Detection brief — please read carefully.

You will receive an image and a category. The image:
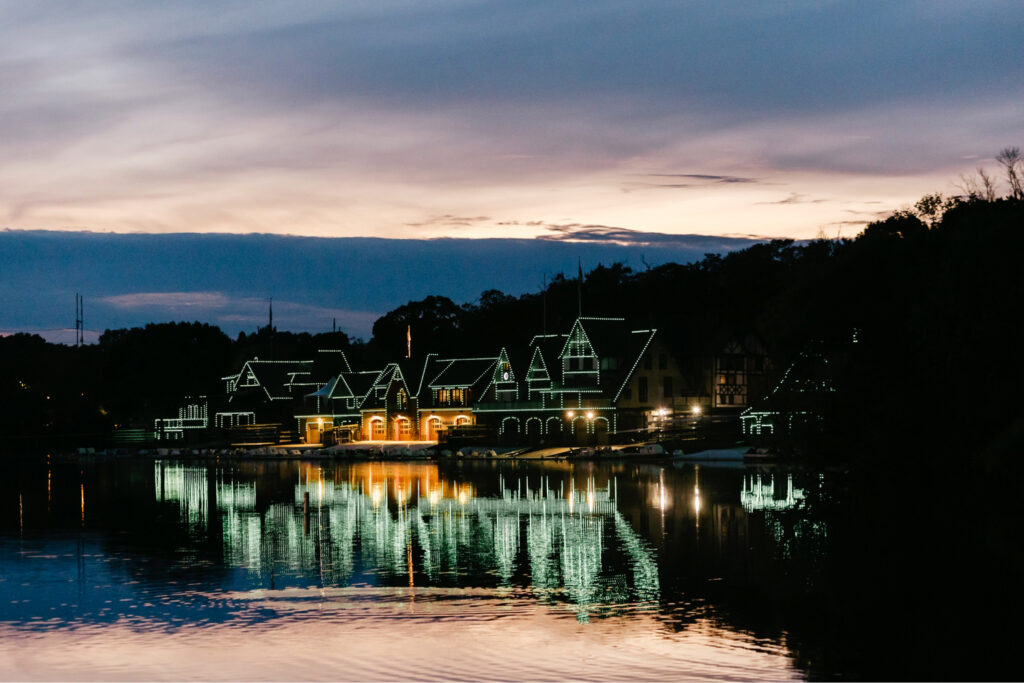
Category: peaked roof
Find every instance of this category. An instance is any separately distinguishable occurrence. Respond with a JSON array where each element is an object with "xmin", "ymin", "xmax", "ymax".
[
  {"xmin": 312, "ymin": 349, "xmax": 353, "ymax": 381},
  {"xmin": 559, "ymin": 317, "xmax": 631, "ymax": 360},
  {"xmin": 241, "ymin": 359, "xmax": 313, "ymax": 400},
  {"xmin": 340, "ymin": 371, "xmax": 377, "ymax": 401},
  {"xmin": 359, "ymin": 363, "xmax": 413, "ymax": 410},
  {"xmin": 528, "ymin": 334, "xmax": 568, "ymax": 371},
  {"xmin": 427, "ymin": 357, "xmax": 498, "ymax": 389},
  {"xmin": 611, "ymin": 329, "xmax": 658, "ymax": 401}
]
